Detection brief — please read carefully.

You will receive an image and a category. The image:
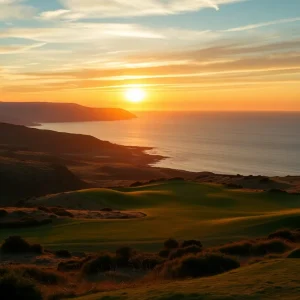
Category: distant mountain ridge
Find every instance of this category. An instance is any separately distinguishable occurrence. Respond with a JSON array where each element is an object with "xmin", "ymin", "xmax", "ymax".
[{"xmin": 0, "ymin": 102, "xmax": 136, "ymax": 125}]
